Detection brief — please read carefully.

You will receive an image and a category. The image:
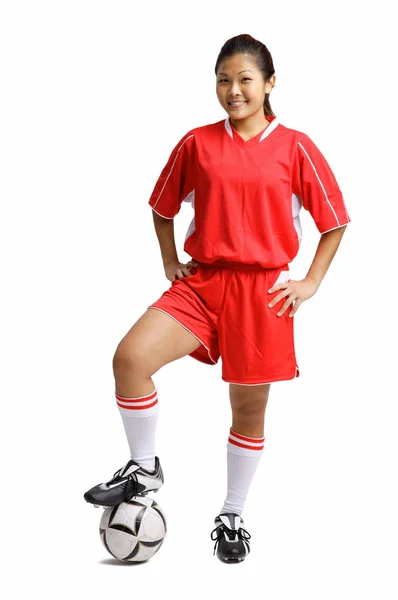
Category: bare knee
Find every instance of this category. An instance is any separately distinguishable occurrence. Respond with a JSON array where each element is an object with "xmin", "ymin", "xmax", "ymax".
[
  {"xmin": 230, "ymin": 384, "xmax": 271, "ymax": 418},
  {"xmin": 230, "ymin": 390, "xmax": 269, "ymax": 438},
  {"xmin": 113, "ymin": 340, "xmax": 150, "ymax": 379}
]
